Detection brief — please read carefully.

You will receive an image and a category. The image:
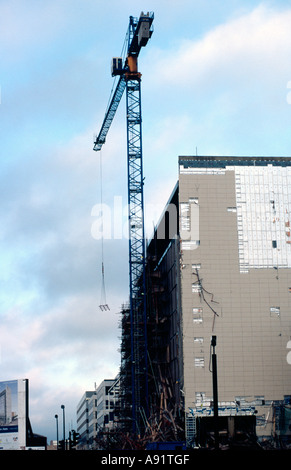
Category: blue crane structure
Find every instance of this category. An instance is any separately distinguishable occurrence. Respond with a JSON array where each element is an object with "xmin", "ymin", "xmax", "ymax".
[{"xmin": 93, "ymin": 12, "xmax": 154, "ymax": 435}]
